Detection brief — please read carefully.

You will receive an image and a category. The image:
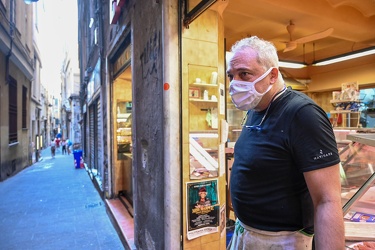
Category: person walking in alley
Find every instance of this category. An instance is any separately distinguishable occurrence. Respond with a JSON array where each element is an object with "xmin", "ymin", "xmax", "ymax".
[
  {"xmin": 55, "ymin": 137, "xmax": 61, "ymax": 153},
  {"xmin": 66, "ymin": 138, "xmax": 72, "ymax": 155},
  {"xmin": 61, "ymin": 139, "xmax": 67, "ymax": 155},
  {"xmin": 50, "ymin": 138, "xmax": 56, "ymax": 158}
]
